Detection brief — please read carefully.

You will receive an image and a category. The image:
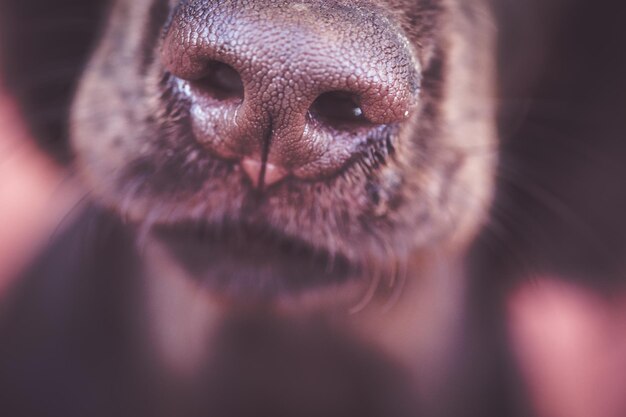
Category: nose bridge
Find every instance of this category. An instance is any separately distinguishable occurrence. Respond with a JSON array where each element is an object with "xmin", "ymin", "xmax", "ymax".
[{"xmin": 221, "ymin": 8, "xmax": 346, "ymax": 96}]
